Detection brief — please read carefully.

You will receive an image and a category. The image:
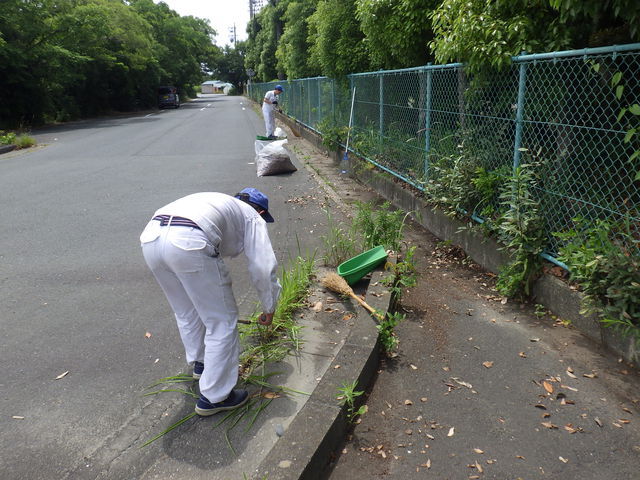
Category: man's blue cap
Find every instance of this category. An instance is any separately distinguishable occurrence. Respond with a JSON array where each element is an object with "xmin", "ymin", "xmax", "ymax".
[
  {"xmin": 236, "ymin": 188, "xmax": 274, "ymax": 222},
  {"xmin": 275, "ymin": 85, "xmax": 283, "ymax": 92}
]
